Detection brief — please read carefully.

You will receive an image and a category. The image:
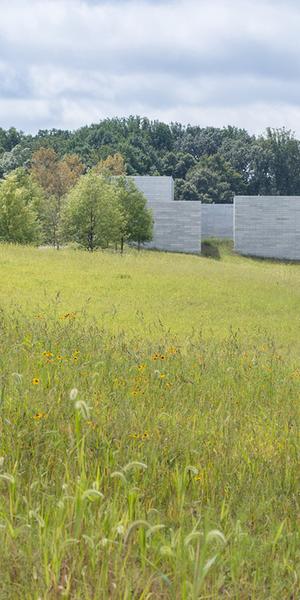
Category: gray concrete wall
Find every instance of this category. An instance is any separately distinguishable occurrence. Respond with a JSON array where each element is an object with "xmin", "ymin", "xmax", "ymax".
[
  {"xmin": 201, "ymin": 204, "xmax": 233, "ymax": 239},
  {"xmin": 234, "ymin": 195, "xmax": 300, "ymax": 260},
  {"xmin": 144, "ymin": 200, "xmax": 201, "ymax": 254},
  {"xmin": 128, "ymin": 176, "xmax": 174, "ymax": 203}
]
